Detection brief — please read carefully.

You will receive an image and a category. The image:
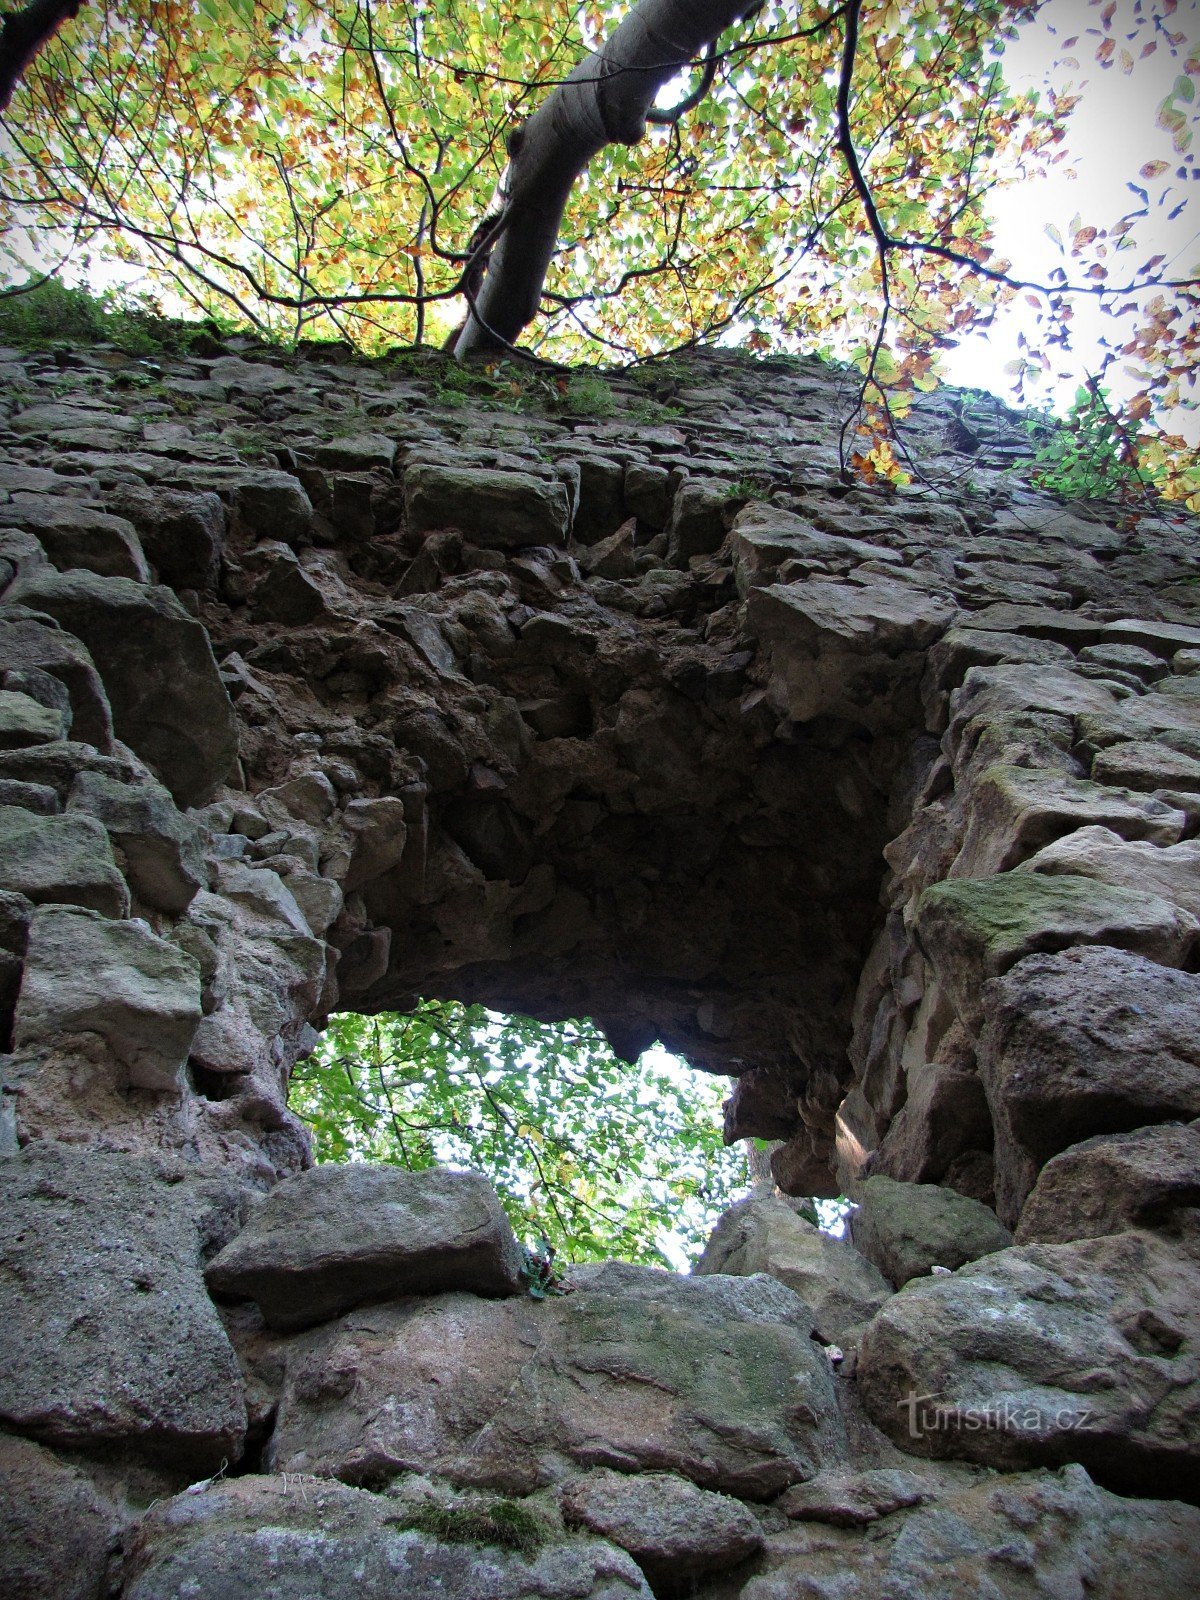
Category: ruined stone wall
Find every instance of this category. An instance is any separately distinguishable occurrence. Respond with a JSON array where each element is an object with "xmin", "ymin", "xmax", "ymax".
[{"xmin": 1, "ymin": 333, "xmax": 1198, "ymax": 1596}]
